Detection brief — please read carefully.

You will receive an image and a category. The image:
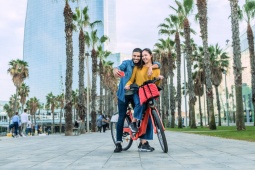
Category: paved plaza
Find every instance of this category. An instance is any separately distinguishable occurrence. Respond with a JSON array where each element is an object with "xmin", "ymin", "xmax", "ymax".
[{"xmin": 0, "ymin": 130, "xmax": 255, "ymax": 170}]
